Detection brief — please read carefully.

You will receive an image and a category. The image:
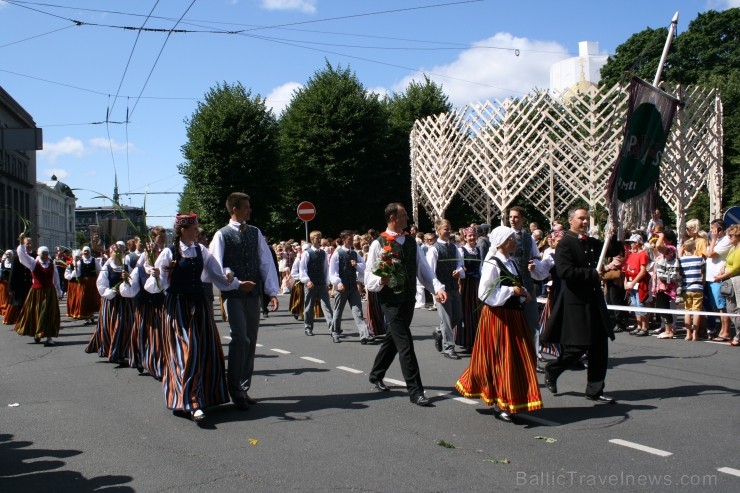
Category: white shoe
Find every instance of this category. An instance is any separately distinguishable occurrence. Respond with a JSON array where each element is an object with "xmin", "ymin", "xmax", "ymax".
[
  {"xmin": 191, "ymin": 409, "xmax": 205, "ymax": 422},
  {"xmin": 414, "ymin": 304, "xmax": 425, "ymax": 309}
]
